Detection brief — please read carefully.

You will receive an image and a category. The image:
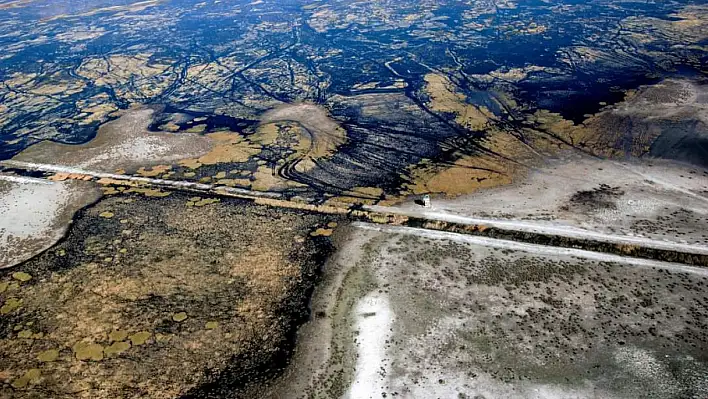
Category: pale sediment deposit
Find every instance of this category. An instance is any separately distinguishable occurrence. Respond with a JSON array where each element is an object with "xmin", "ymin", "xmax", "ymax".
[
  {"xmin": 346, "ymin": 292, "xmax": 394, "ymax": 399},
  {"xmin": 13, "ymin": 108, "xmax": 213, "ymax": 172},
  {"xmin": 270, "ymin": 223, "xmax": 708, "ymax": 398},
  {"xmin": 399, "ymin": 154, "xmax": 708, "ymax": 248},
  {"xmin": 0, "ymin": 175, "xmax": 100, "ymax": 269},
  {"xmin": 259, "ymin": 102, "xmax": 347, "ymax": 162}
]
